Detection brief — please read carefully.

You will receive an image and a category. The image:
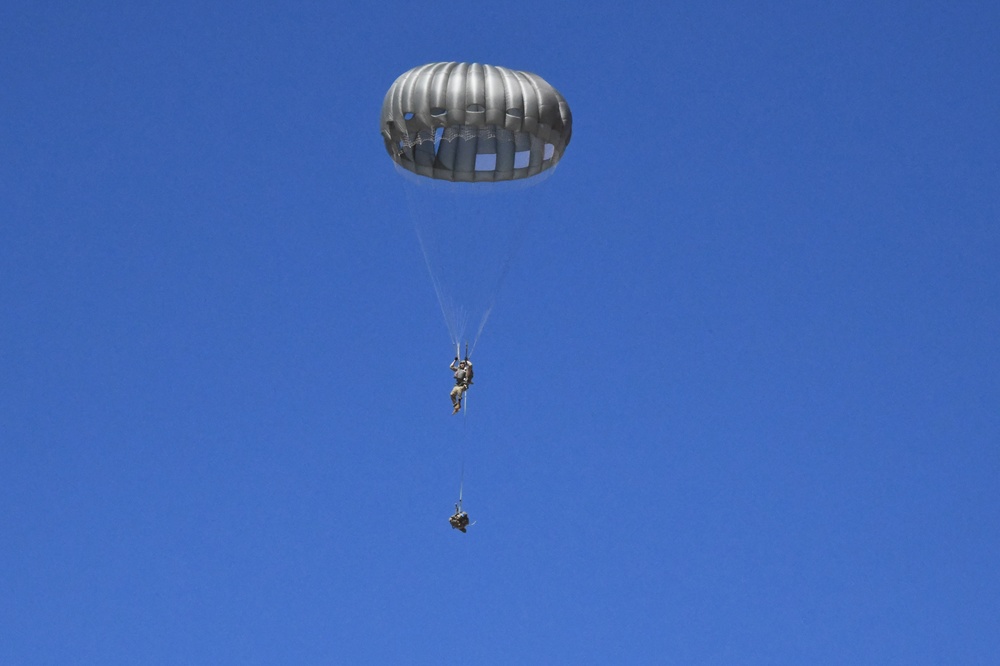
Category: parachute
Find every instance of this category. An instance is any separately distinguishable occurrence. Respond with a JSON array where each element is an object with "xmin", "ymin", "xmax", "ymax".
[{"xmin": 380, "ymin": 62, "xmax": 572, "ymax": 182}]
